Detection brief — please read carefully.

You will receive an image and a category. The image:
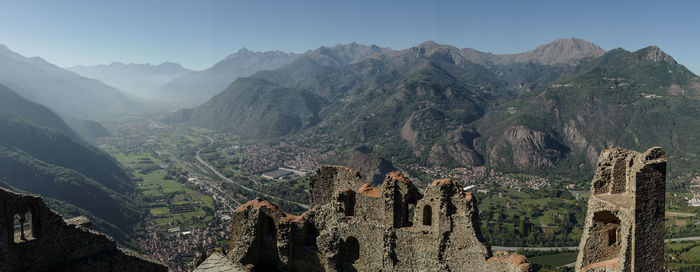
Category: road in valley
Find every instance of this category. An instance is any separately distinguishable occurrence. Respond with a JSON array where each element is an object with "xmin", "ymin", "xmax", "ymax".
[
  {"xmin": 492, "ymin": 236, "xmax": 700, "ymax": 252},
  {"xmin": 151, "ymin": 121, "xmax": 309, "ymax": 210}
]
